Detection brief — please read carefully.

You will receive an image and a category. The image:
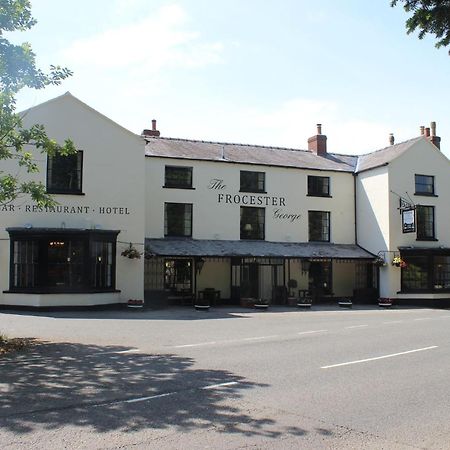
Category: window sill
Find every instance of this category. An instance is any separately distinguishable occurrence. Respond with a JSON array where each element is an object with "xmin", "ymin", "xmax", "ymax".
[
  {"xmin": 163, "ymin": 186, "xmax": 195, "ymax": 190},
  {"xmin": 4, "ymin": 289, "xmax": 120, "ymax": 294},
  {"xmin": 239, "ymin": 190, "xmax": 267, "ymax": 194},
  {"xmin": 397, "ymin": 289, "xmax": 450, "ymax": 294},
  {"xmin": 240, "ymin": 237, "xmax": 265, "ymax": 241},
  {"xmin": 414, "ymin": 192, "xmax": 438, "ymax": 197},
  {"xmin": 46, "ymin": 191, "xmax": 85, "ymax": 196},
  {"xmin": 416, "ymin": 238, "xmax": 438, "ymax": 241},
  {"xmin": 164, "ymin": 235, "xmax": 193, "ymax": 238},
  {"xmin": 306, "ymin": 194, "xmax": 332, "ymax": 198}
]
